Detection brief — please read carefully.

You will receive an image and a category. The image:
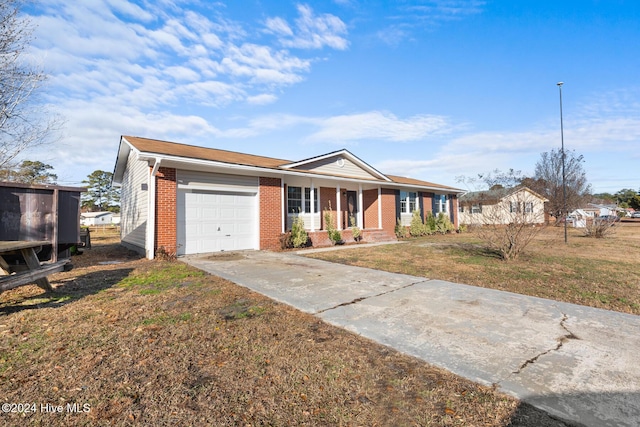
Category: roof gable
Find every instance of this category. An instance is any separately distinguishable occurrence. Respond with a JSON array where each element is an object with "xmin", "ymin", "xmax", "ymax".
[{"xmin": 280, "ymin": 149, "xmax": 391, "ymax": 181}]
